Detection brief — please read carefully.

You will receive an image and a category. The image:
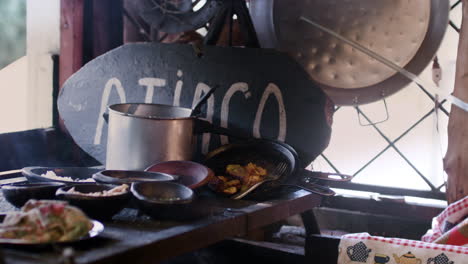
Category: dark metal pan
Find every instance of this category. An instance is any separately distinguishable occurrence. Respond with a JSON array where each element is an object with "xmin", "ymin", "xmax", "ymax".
[{"xmin": 204, "ymin": 139, "xmax": 353, "ymax": 199}]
